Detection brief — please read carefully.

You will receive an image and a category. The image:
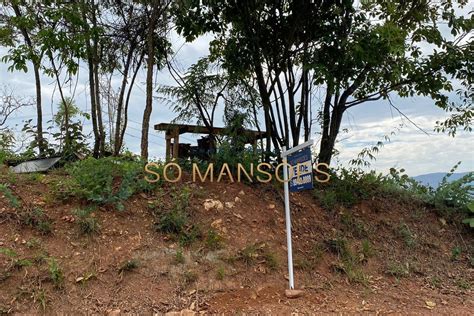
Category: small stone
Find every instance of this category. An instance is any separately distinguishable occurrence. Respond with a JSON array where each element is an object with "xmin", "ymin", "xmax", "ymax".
[
  {"xmin": 211, "ymin": 219, "xmax": 223, "ymax": 228},
  {"xmin": 235, "ymin": 197, "xmax": 241, "ymax": 203},
  {"xmin": 107, "ymin": 309, "xmax": 121, "ymax": 316},
  {"xmin": 268, "ymin": 204, "xmax": 276, "ymax": 209},
  {"xmin": 238, "ymin": 190, "xmax": 245, "ymax": 196},
  {"xmin": 425, "ymin": 301, "xmax": 436, "ymax": 309},
  {"xmin": 225, "ymin": 202, "xmax": 235, "ymax": 209},
  {"xmin": 285, "ymin": 289, "xmax": 304, "ymax": 299},
  {"xmin": 75, "ymin": 277, "xmax": 84, "ymax": 283}
]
